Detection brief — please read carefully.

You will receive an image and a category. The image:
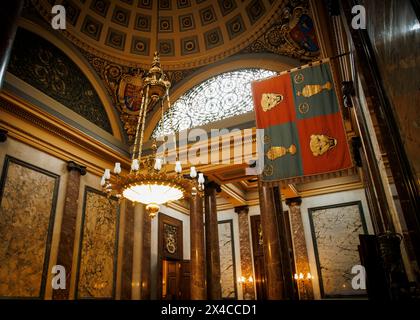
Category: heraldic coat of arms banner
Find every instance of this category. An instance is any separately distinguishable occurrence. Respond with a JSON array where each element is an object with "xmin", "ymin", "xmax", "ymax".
[{"xmin": 251, "ymin": 62, "xmax": 352, "ymax": 182}]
